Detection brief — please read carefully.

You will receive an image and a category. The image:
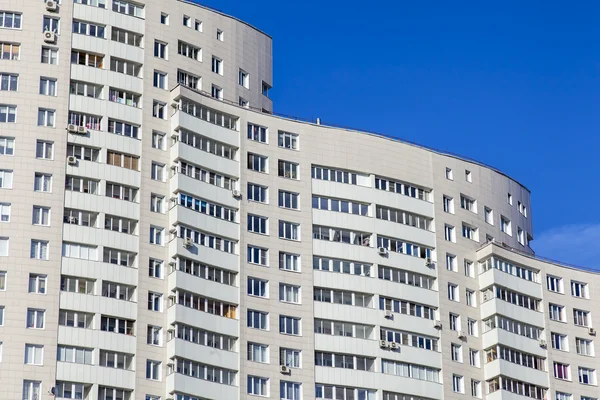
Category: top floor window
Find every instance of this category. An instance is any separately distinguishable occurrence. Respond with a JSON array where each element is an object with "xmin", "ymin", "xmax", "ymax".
[
  {"xmin": 375, "ymin": 177, "xmax": 430, "ymax": 201},
  {"xmin": 248, "ymin": 123, "xmax": 267, "ymax": 143},
  {"xmin": 216, "ymin": 29, "xmax": 224, "ymax": 41},
  {"xmin": 278, "ymin": 131, "xmax": 299, "ymax": 150},
  {"xmin": 312, "ymin": 166, "xmax": 369, "ymax": 186}
]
